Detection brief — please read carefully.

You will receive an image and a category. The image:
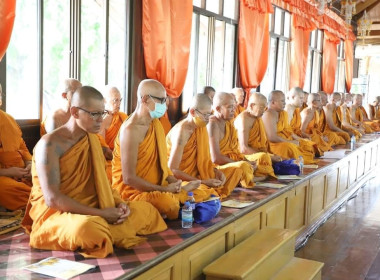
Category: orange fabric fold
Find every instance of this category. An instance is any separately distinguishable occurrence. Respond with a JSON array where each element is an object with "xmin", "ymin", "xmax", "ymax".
[
  {"xmin": 142, "ymin": 0, "xmax": 193, "ymax": 98},
  {"xmin": 0, "ymin": 0, "xmax": 16, "ymax": 61},
  {"xmin": 303, "ymin": 110, "xmax": 332, "ymax": 152},
  {"xmin": 159, "ymin": 112, "xmax": 172, "ymax": 135},
  {"xmin": 345, "ymin": 39, "xmax": 354, "ymax": 92},
  {"xmin": 239, "ymin": 0, "xmax": 272, "ymax": 106},
  {"xmin": 322, "ymin": 31, "xmax": 340, "ymax": 94},
  {"xmin": 318, "ymin": 109, "xmax": 347, "ymax": 145},
  {"xmin": 356, "ymin": 107, "xmax": 380, "ymax": 132},
  {"xmin": 106, "ymin": 112, "xmax": 127, "ymax": 150},
  {"xmin": 247, "ymin": 117, "xmax": 271, "ymax": 152},
  {"xmin": 234, "ymin": 105, "xmax": 245, "ymax": 118},
  {"xmin": 22, "ymin": 134, "xmax": 167, "ymax": 258},
  {"xmin": 0, "ymin": 110, "xmax": 32, "ymax": 210}
]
